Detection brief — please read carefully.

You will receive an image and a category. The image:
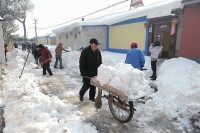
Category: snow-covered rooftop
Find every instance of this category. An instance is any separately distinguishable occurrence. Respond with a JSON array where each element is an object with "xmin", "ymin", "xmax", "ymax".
[{"xmin": 53, "ymin": 0, "xmax": 182, "ymax": 34}]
